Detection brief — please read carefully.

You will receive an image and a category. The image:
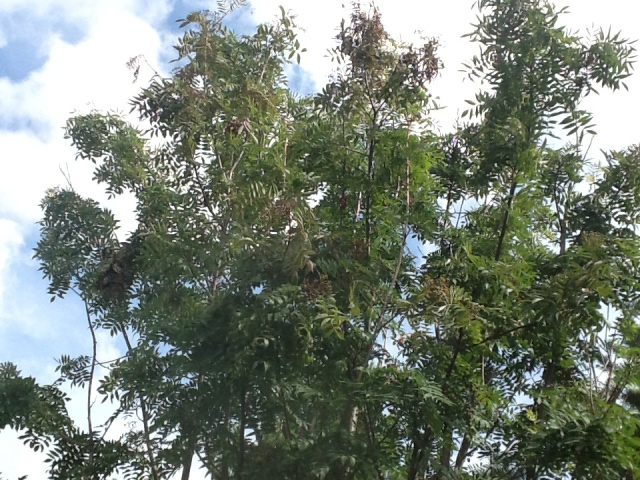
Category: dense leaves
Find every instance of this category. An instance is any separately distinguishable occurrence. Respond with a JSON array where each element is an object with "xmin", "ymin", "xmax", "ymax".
[{"xmin": 3, "ymin": 0, "xmax": 640, "ymax": 479}]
